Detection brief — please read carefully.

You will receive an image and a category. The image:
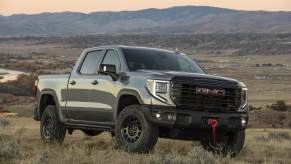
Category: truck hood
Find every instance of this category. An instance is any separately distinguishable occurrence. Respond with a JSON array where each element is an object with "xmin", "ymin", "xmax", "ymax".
[{"xmin": 135, "ymin": 70, "xmax": 246, "ymax": 88}]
